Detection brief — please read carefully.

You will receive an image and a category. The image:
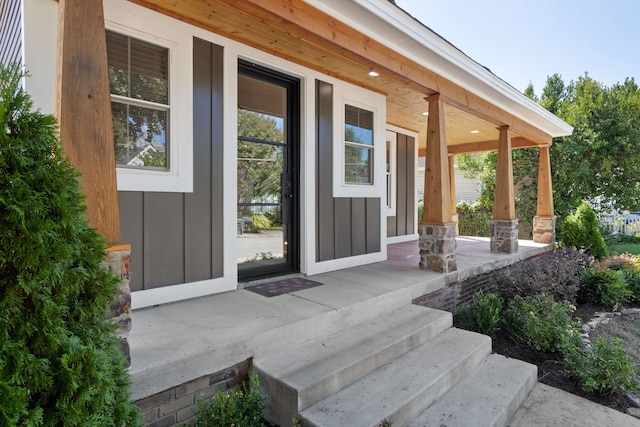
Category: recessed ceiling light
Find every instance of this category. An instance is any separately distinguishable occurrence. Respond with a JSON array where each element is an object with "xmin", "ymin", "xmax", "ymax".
[
  {"xmin": 470, "ymin": 130, "xmax": 480, "ymax": 134},
  {"xmin": 422, "ymin": 112, "xmax": 429, "ymax": 116},
  {"xmin": 368, "ymin": 70, "xmax": 379, "ymax": 77}
]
